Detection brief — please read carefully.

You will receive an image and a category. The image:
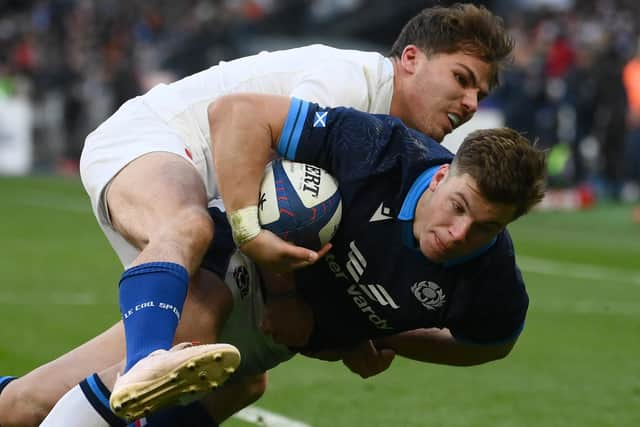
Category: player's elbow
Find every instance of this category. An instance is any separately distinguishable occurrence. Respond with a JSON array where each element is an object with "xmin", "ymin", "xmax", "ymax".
[
  {"xmin": 473, "ymin": 339, "xmax": 517, "ymax": 365},
  {"xmin": 207, "ymin": 94, "xmax": 254, "ymax": 135}
]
